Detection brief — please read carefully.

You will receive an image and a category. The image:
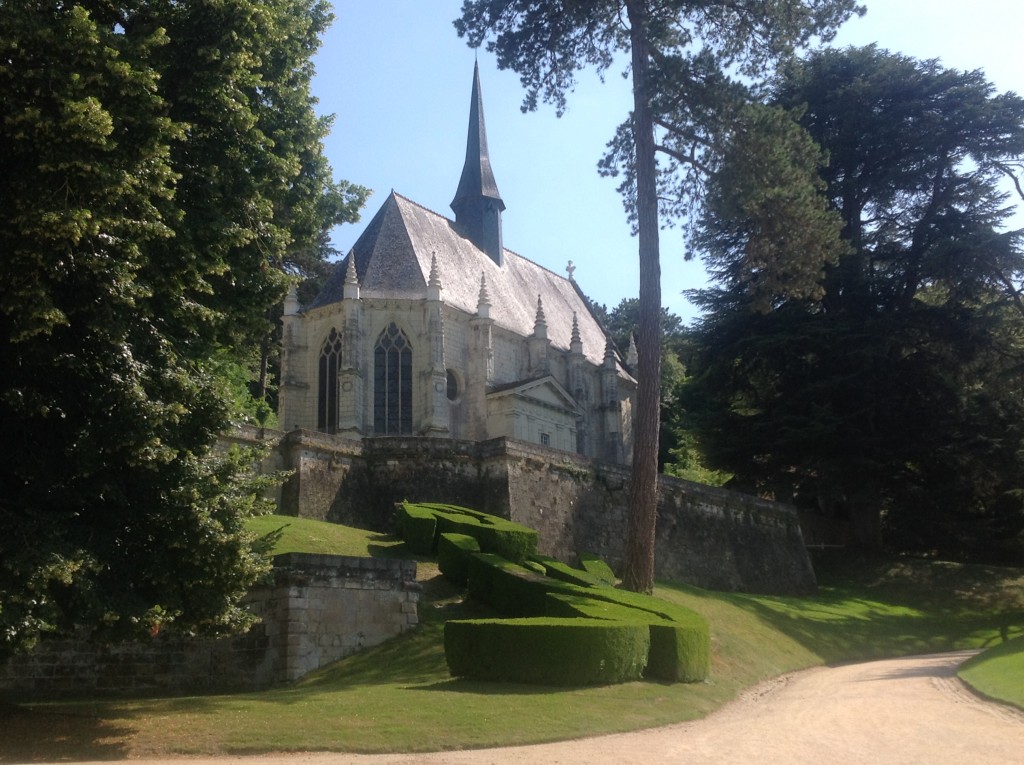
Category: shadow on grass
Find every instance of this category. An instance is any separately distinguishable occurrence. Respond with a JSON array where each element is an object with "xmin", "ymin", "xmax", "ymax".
[
  {"xmin": 659, "ymin": 563, "xmax": 1024, "ymax": 665},
  {"xmin": 0, "ymin": 702, "xmax": 133, "ymax": 762},
  {"xmin": 410, "ymin": 677, "xmax": 587, "ymax": 695}
]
